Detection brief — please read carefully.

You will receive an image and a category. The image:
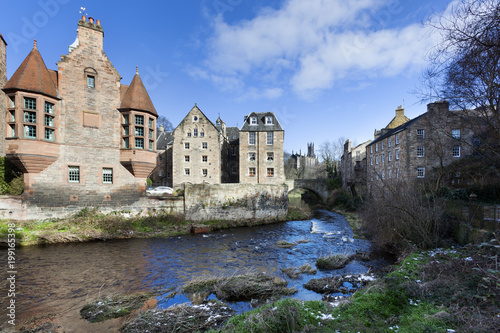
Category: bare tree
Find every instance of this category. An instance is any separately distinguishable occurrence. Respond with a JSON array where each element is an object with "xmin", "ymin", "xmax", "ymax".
[
  {"xmin": 422, "ymin": 0, "xmax": 500, "ymax": 163},
  {"xmin": 320, "ymin": 137, "xmax": 346, "ymax": 177},
  {"xmin": 157, "ymin": 116, "xmax": 174, "ymax": 132}
]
